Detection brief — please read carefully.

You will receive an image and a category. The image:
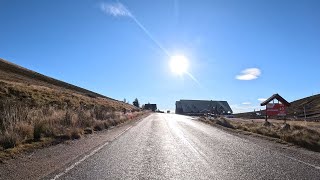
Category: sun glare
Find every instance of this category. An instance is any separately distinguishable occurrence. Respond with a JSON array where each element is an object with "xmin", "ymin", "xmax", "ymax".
[{"xmin": 169, "ymin": 55, "xmax": 189, "ymax": 75}]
